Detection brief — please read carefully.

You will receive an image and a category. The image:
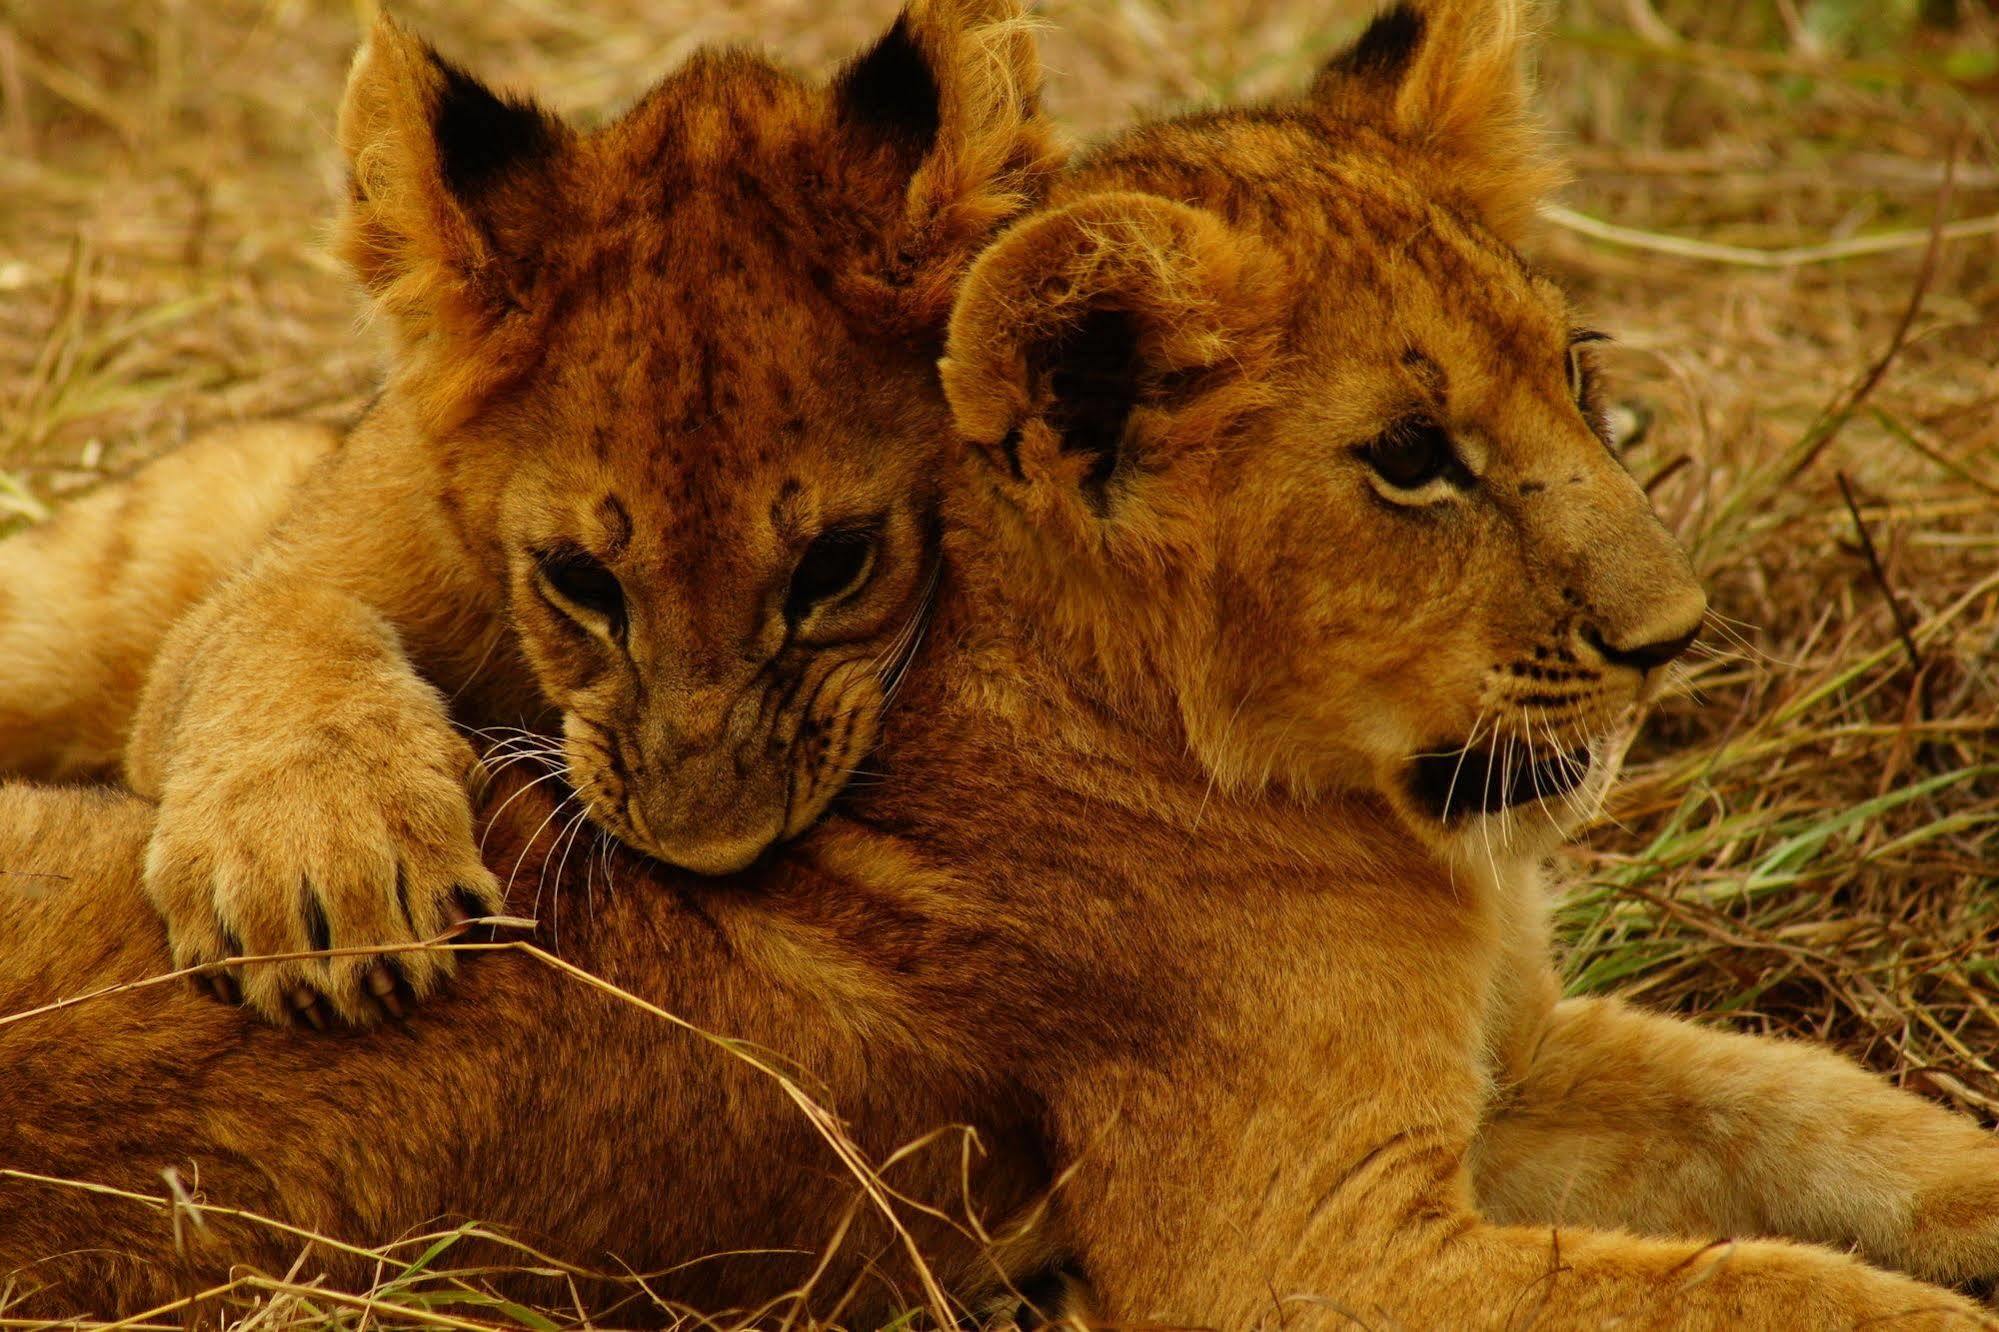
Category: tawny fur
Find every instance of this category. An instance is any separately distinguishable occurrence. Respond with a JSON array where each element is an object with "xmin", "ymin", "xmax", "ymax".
[
  {"xmin": 0, "ymin": 422, "xmax": 335, "ymax": 781},
  {"xmin": 2, "ymin": 0, "xmax": 1998, "ymax": 1325},
  {"xmin": 0, "ymin": 781, "xmax": 1065, "ymax": 1320},
  {"xmin": 105, "ymin": 0, "xmax": 1061, "ymax": 1027}
]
